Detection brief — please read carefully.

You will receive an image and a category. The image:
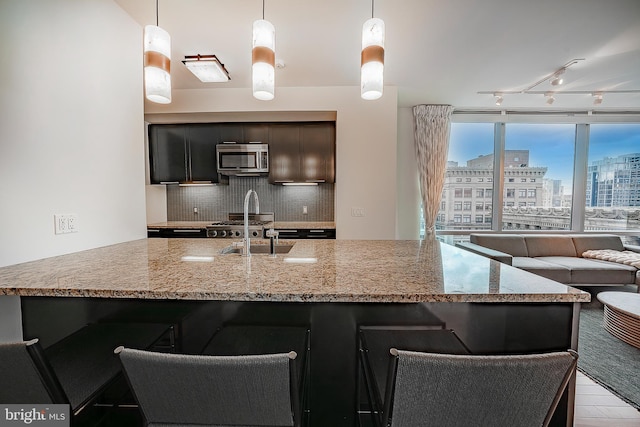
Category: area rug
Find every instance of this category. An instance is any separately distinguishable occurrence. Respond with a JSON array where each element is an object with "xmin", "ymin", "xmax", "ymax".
[{"xmin": 577, "ymin": 287, "xmax": 640, "ymax": 410}]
